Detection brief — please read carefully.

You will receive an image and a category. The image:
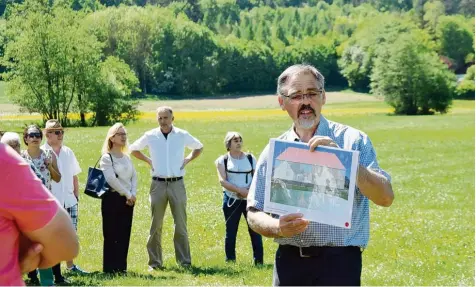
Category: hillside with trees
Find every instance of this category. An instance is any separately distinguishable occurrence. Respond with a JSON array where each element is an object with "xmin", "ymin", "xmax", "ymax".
[{"xmin": 0, "ymin": 0, "xmax": 474, "ymax": 125}]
